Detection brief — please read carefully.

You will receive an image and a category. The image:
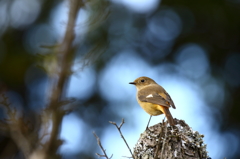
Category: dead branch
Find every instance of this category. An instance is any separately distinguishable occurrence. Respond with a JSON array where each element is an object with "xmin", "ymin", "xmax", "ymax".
[
  {"xmin": 153, "ymin": 120, "xmax": 164, "ymax": 159},
  {"xmin": 93, "ymin": 132, "xmax": 113, "ymax": 159},
  {"xmin": 160, "ymin": 121, "xmax": 168, "ymax": 159},
  {"xmin": 45, "ymin": 0, "xmax": 83, "ymax": 157},
  {"xmin": 134, "ymin": 119, "xmax": 209, "ymax": 159},
  {"xmin": 0, "ymin": 94, "xmax": 31, "ymax": 158},
  {"xmin": 109, "ymin": 119, "xmax": 135, "ymax": 159}
]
